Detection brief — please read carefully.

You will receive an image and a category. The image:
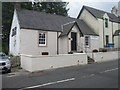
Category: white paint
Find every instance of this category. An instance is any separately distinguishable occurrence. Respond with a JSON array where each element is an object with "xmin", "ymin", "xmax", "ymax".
[
  {"xmin": 21, "ymin": 53, "xmax": 87, "ymax": 72},
  {"xmin": 59, "ymin": 25, "xmax": 82, "ymax": 54},
  {"xmin": 93, "ymin": 51, "xmax": 119, "ymax": 62},
  {"xmin": 20, "ymin": 78, "xmax": 75, "ymax": 89},
  {"xmin": 114, "ymin": 36, "xmax": 120, "ymax": 48},
  {"xmin": 79, "ymin": 8, "xmax": 119, "ymax": 48},
  {"xmin": 9, "ymin": 9, "xmax": 21, "ymax": 56},
  {"xmin": 100, "ymin": 68, "xmax": 118, "ymax": 73},
  {"xmin": 80, "ymin": 35, "xmax": 99, "ymax": 53},
  {"xmin": 89, "ymin": 74, "xmax": 95, "ymax": 77},
  {"xmin": 7, "ymin": 75, "xmax": 16, "ymax": 78},
  {"xmin": 20, "ymin": 29, "xmax": 58, "ymax": 56}
]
